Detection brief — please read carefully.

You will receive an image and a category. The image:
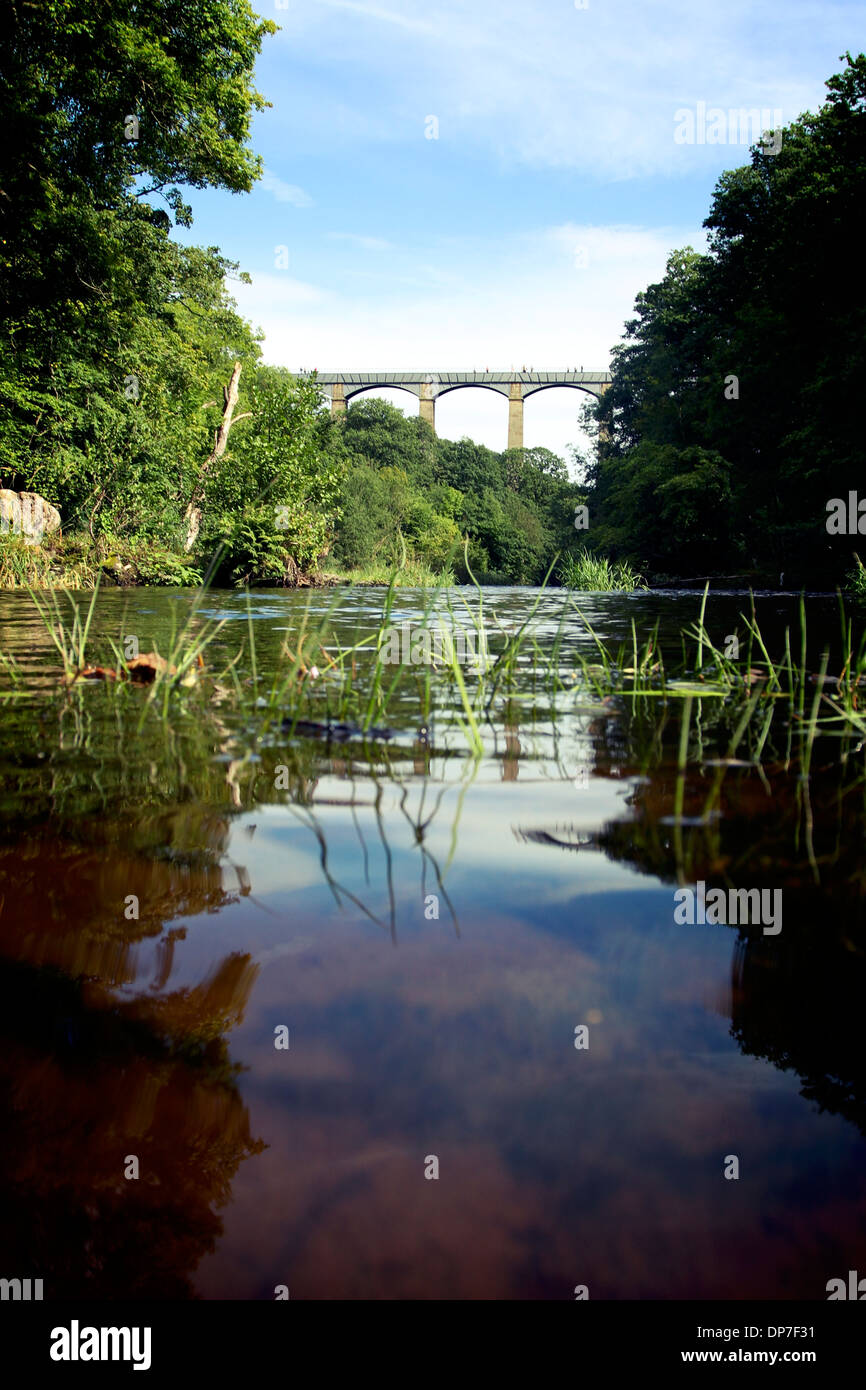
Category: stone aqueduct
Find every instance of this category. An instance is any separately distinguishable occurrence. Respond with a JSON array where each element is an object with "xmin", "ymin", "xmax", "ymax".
[{"xmin": 310, "ymin": 371, "xmax": 611, "ymax": 452}]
